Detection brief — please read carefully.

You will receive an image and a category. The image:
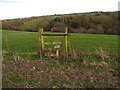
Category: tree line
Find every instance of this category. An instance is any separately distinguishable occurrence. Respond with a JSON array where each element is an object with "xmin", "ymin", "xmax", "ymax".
[{"xmin": 2, "ymin": 11, "xmax": 119, "ymax": 35}]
